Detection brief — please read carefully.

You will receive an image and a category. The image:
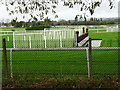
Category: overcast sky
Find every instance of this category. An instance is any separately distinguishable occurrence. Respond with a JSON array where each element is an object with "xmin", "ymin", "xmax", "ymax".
[{"xmin": 0, "ymin": 0, "xmax": 119, "ymax": 22}]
